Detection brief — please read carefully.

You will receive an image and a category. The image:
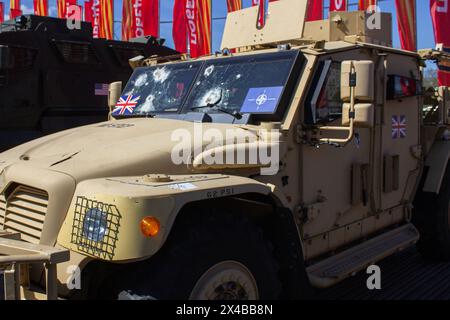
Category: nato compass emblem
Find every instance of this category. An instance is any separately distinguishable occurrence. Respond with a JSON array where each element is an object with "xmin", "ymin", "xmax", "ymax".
[
  {"xmin": 112, "ymin": 95, "xmax": 140, "ymax": 116},
  {"xmin": 241, "ymin": 87, "xmax": 283, "ymax": 113}
]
